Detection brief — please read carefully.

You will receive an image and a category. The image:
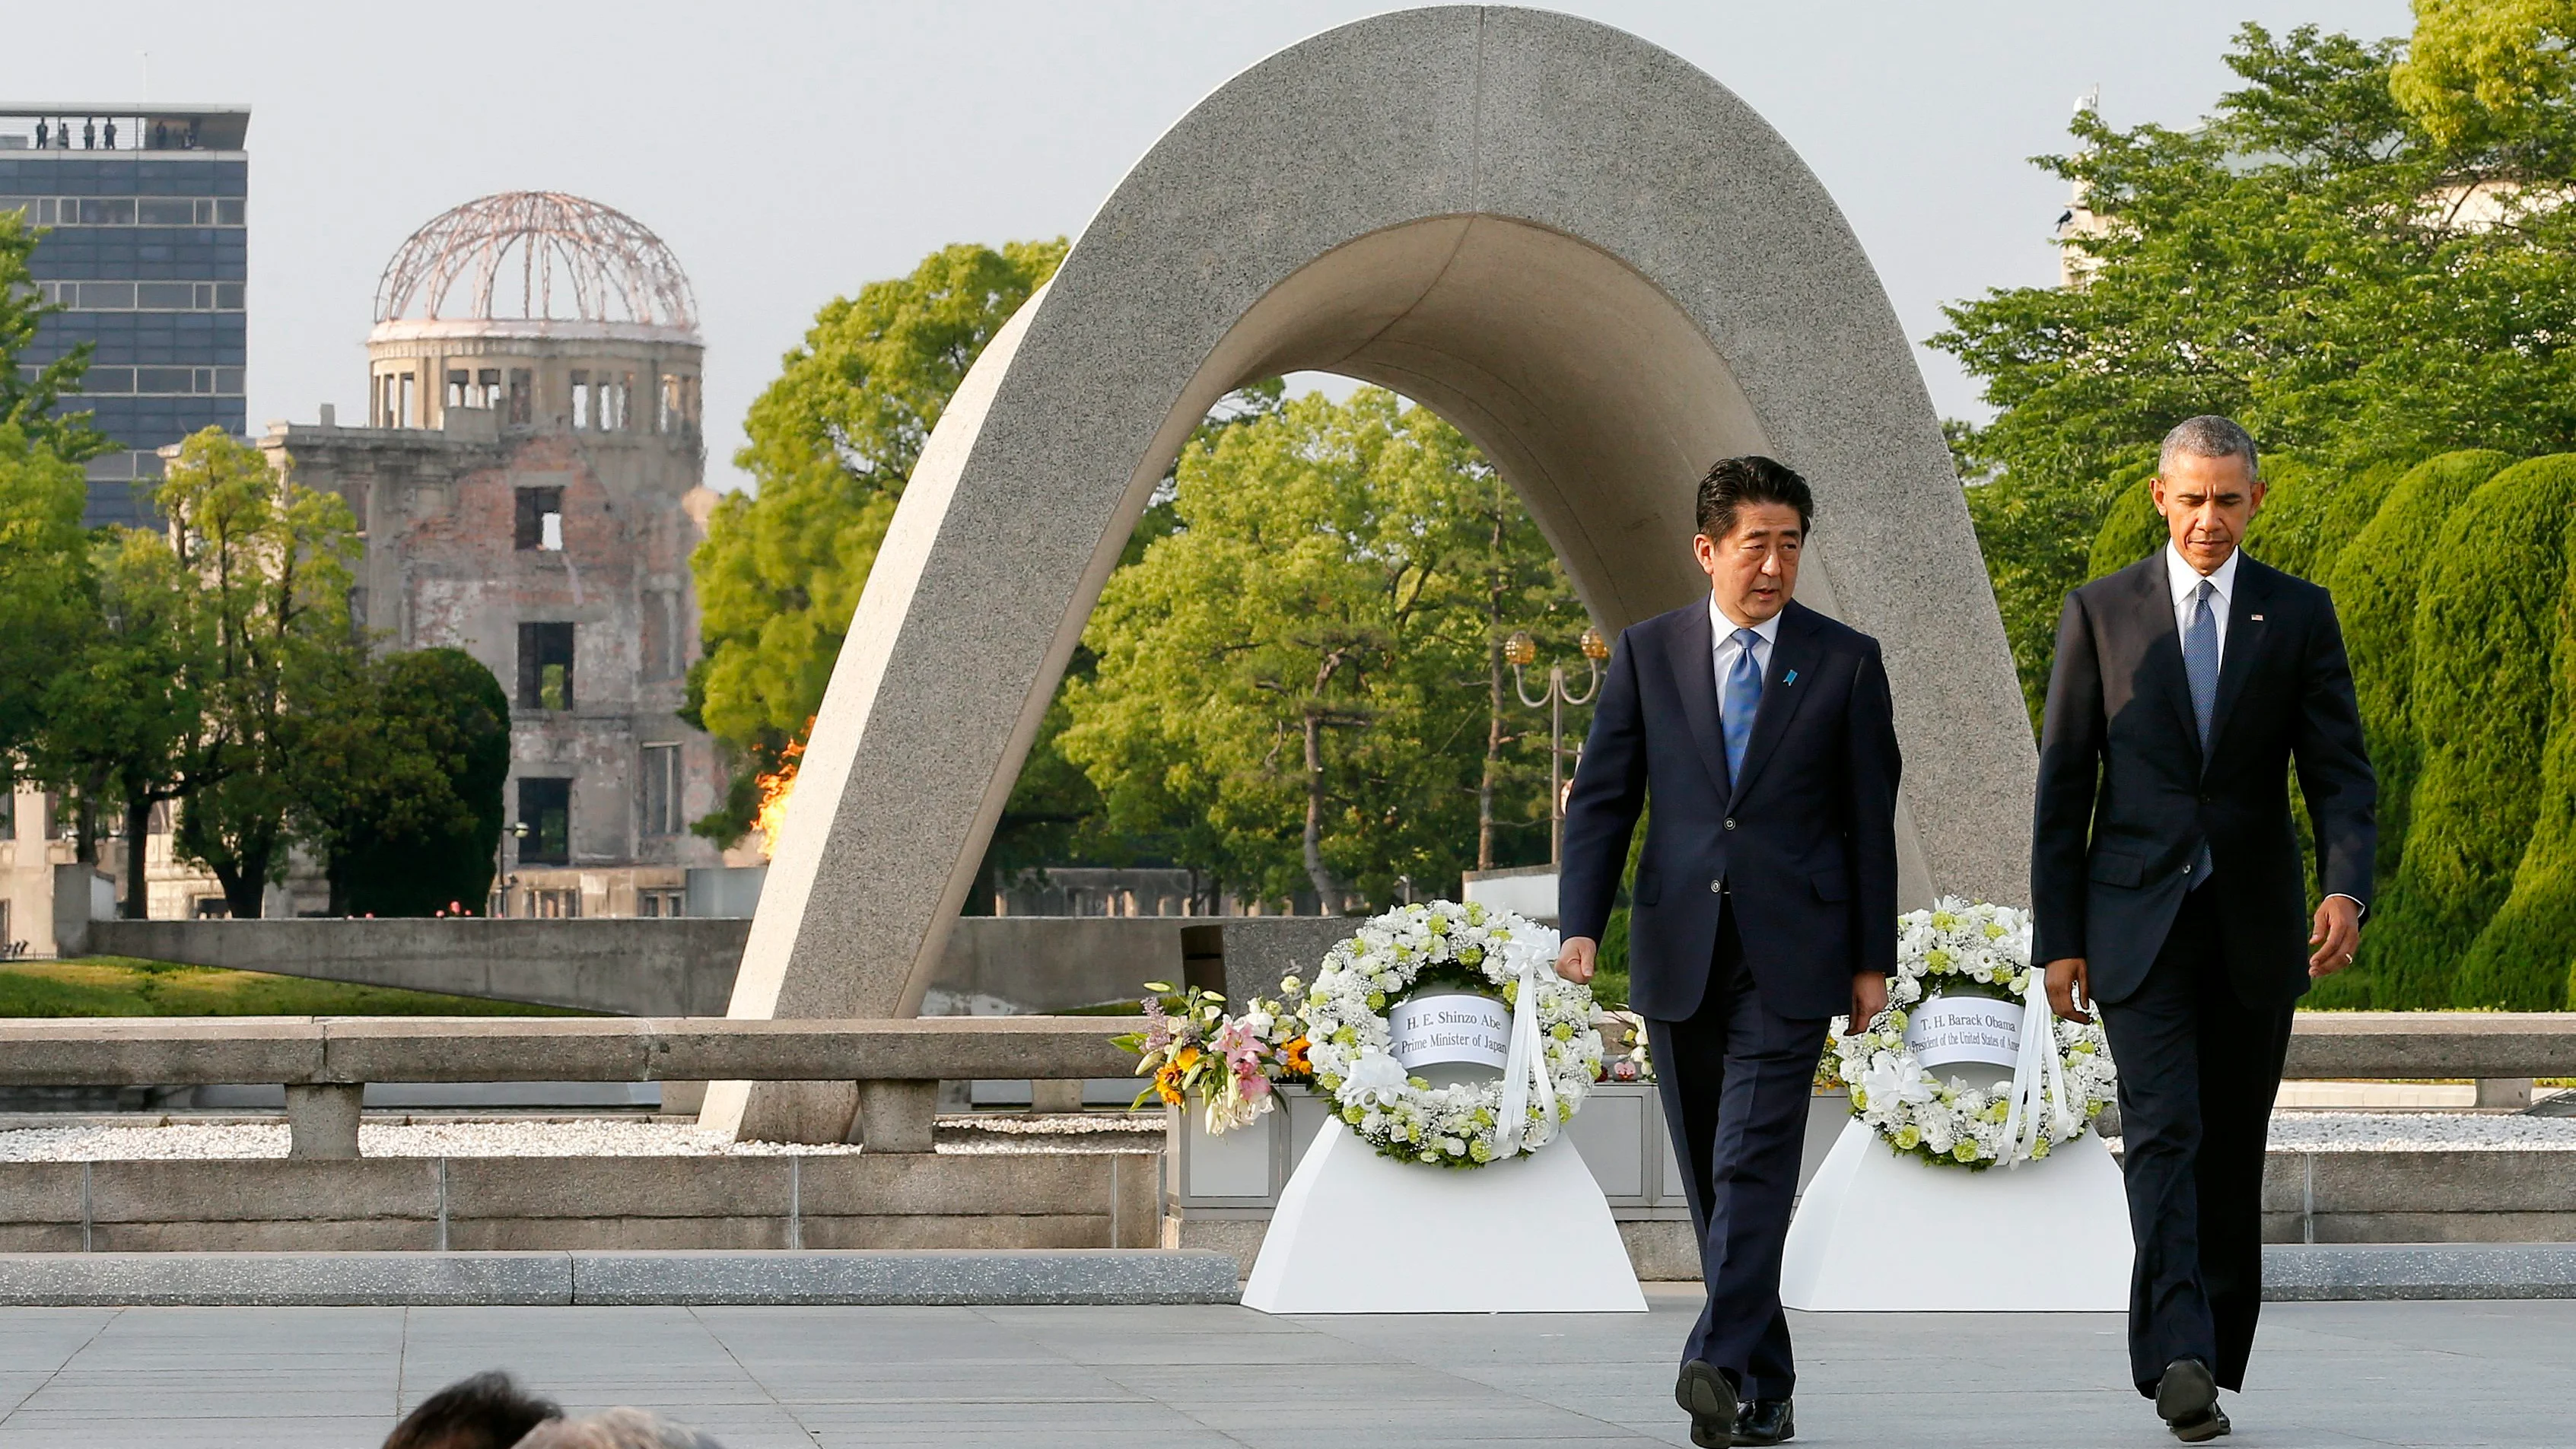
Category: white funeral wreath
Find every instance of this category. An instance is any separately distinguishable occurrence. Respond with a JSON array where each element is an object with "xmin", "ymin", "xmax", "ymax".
[
  {"xmin": 1832, "ymin": 898, "xmax": 2119, "ymax": 1170},
  {"xmin": 1300, "ymin": 901, "xmax": 1604, "ymax": 1168}
]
